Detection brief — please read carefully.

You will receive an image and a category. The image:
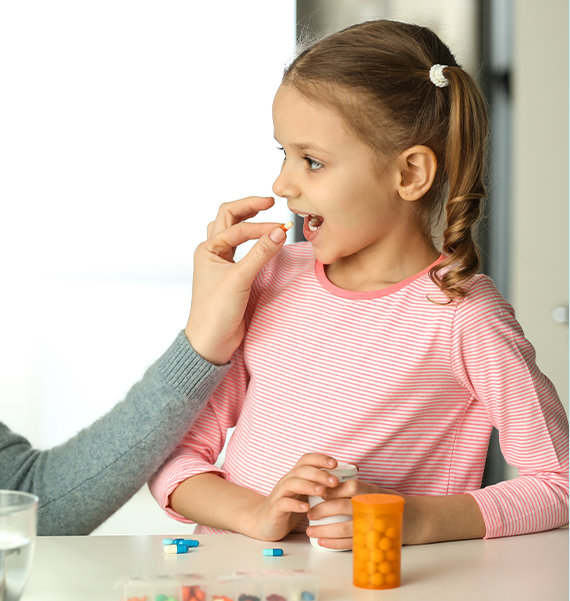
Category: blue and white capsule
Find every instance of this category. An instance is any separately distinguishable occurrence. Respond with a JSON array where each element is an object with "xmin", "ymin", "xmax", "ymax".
[
  {"xmin": 164, "ymin": 544, "xmax": 189, "ymax": 554},
  {"xmin": 178, "ymin": 539, "xmax": 199, "ymax": 547},
  {"xmin": 262, "ymin": 548, "xmax": 284, "ymax": 556}
]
